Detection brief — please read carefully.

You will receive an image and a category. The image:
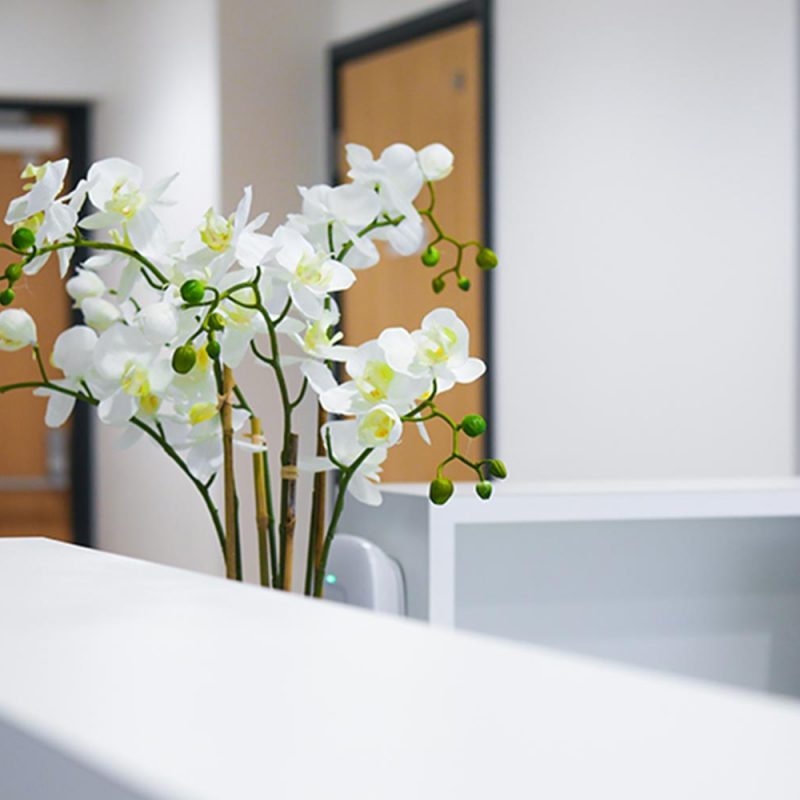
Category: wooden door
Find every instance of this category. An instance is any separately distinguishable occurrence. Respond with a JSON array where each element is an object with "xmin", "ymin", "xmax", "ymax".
[
  {"xmin": 0, "ymin": 112, "xmax": 73, "ymax": 541},
  {"xmin": 337, "ymin": 20, "xmax": 486, "ymax": 482}
]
